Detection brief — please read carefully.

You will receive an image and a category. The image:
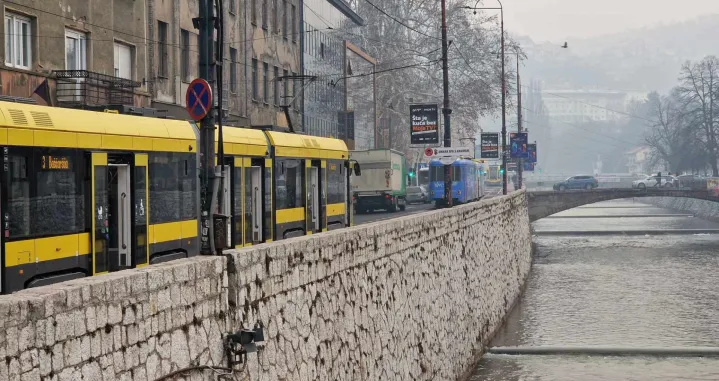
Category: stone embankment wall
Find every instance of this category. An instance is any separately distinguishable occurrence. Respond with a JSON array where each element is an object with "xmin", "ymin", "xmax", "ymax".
[
  {"xmin": 0, "ymin": 191, "xmax": 532, "ymax": 381},
  {"xmin": 643, "ymin": 197, "xmax": 719, "ymax": 222}
]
